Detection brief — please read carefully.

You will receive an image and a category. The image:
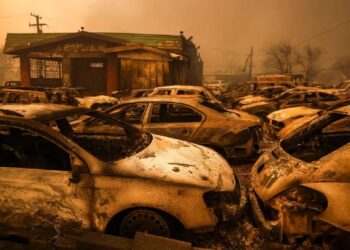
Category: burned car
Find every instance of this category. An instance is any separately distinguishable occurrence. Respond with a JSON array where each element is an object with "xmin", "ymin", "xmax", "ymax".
[
  {"xmin": 229, "ymin": 81, "xmax": 295, "ymax": 101},
  {"xmin": 267, "ymin": 106, "xmax": 320, "ymax": 137},
  {"xmin": 0, "ymin": 88, "xmax": 49, "ymax": 104},
  {"xmin": 0, "ymin": 87, "xmax": 118, "ymax": 110},
  {"xmin": 95, "ymin": 97, "xmax": 261, "ymax": 159},
  {"xmin": 0, "ymin": 104, "xmax": 243, "ymax": 239},
  {"xmin": 239, "ymin": 87, "xmax": 348, "ymax": 119},
  {"xmin": 232, "ymin": 86, "xmax": 289, "ymax": 108},
  {"xmin": 268, "ymin": 99, "xmax": 350, "ymax": 139},
  {"xmin": 148, "ymin": 85, "xmax": 221, "ymax": 105},
  {"xmin": 250, "ymin": 105, "xmax": 350, "ymax": 243},
  {"xmin": 50, "ymin": 87, "xmax": 119, "ymax": 110}
]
